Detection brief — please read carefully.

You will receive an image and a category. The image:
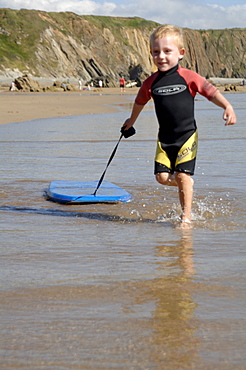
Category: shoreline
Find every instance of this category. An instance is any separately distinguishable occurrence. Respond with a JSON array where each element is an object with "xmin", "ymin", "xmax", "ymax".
[
  {"xmin": 0, "ymin": 75, "xmax": 244, "ymax": 86},
  {"xmin": 1, "ymin": 83, "xmax": 245, "ymax": 126}
]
